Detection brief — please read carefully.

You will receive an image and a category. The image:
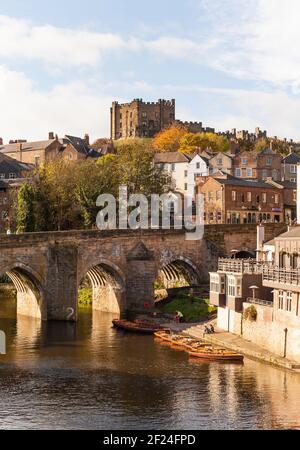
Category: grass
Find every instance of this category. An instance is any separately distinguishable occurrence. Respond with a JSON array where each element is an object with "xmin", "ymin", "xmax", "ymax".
[
  {"xmin": 159, "ymin": 293, "xmax": 216, "ymax": 323},
  {"xmin": 78, "ymin": 288, "xmax": 93, "ymax": 307}
]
